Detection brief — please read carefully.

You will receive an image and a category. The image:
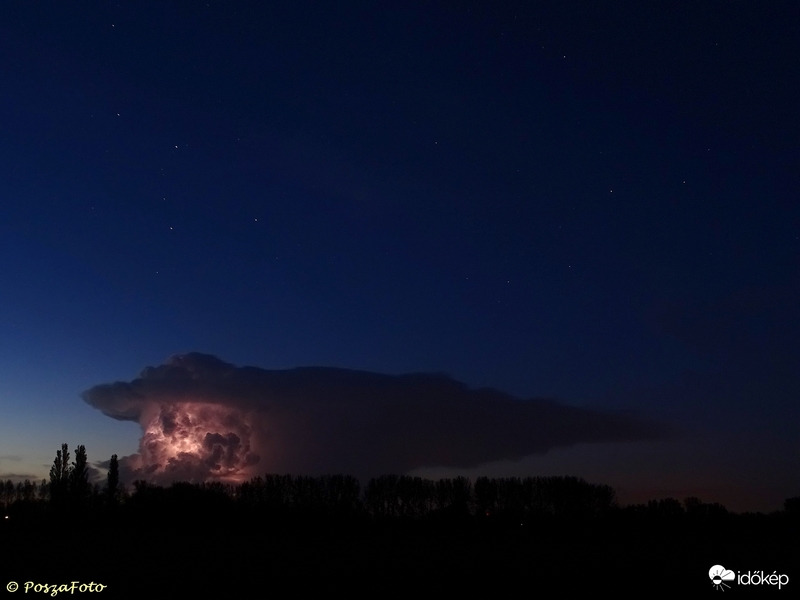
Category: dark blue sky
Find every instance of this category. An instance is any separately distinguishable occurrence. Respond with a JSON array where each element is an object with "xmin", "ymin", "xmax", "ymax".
[{"xmin": 0, "ymin": 1, "xmax": 797, "ymax": 511}]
